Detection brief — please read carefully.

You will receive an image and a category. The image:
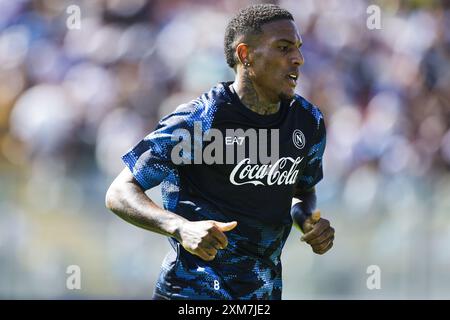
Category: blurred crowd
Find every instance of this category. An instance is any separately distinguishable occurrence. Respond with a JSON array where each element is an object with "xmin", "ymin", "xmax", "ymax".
[{"xmin": 0, "ymin": 0, "xmax": 449, "ymax": 299}]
